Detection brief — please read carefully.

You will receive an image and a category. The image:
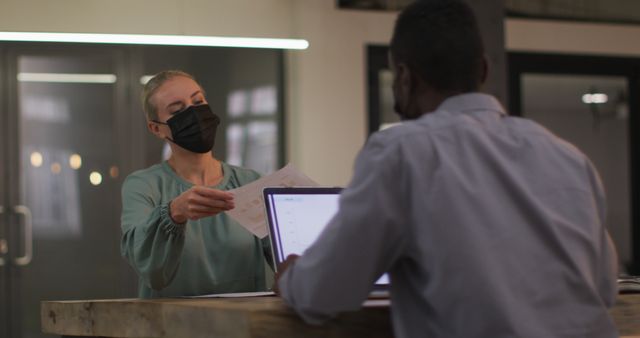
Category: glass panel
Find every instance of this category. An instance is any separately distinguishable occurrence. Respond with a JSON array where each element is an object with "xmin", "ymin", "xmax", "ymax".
[
  {"xmin": 226, "ymin": 123, "xmax": 246, "ymax": 167},
  {"xmin": 521, "ymin": 74, "xmax": 630, "ymax": 269},
  {"xmin": 378, "ymin": 69, "xmax": 401, "ymax": 130},
  {"xmin": 14, "ymin": 52, "xmax": 134, "ymax": 338},
  {"xmin": 245, "ymin": 121, "xmax": 278, "ymax": 175}
]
